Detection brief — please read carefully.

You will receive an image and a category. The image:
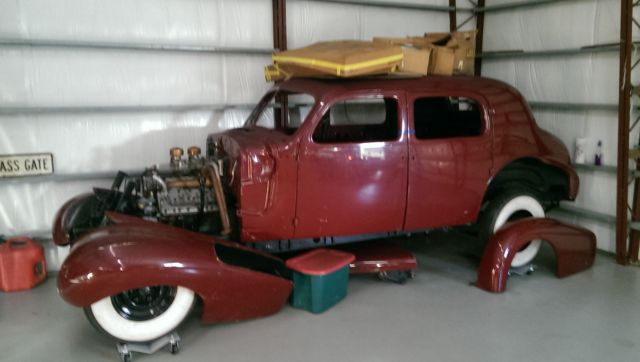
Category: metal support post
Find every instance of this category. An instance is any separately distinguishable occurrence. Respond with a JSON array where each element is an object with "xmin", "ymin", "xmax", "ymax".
[
  {"xmin": 474, "ymin": 0, "xmax": 486, "ymax": 76},
  {"xmin": 616, "ymin": 0, "xmax": 633, "ymax": 264},
  {"xmin": 449, "ymin": 0, "xmax": 457, "ymax": 32},
  {"xmin": 272, "ymin": 0, "xmax": 287, "ymax": 52}
]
